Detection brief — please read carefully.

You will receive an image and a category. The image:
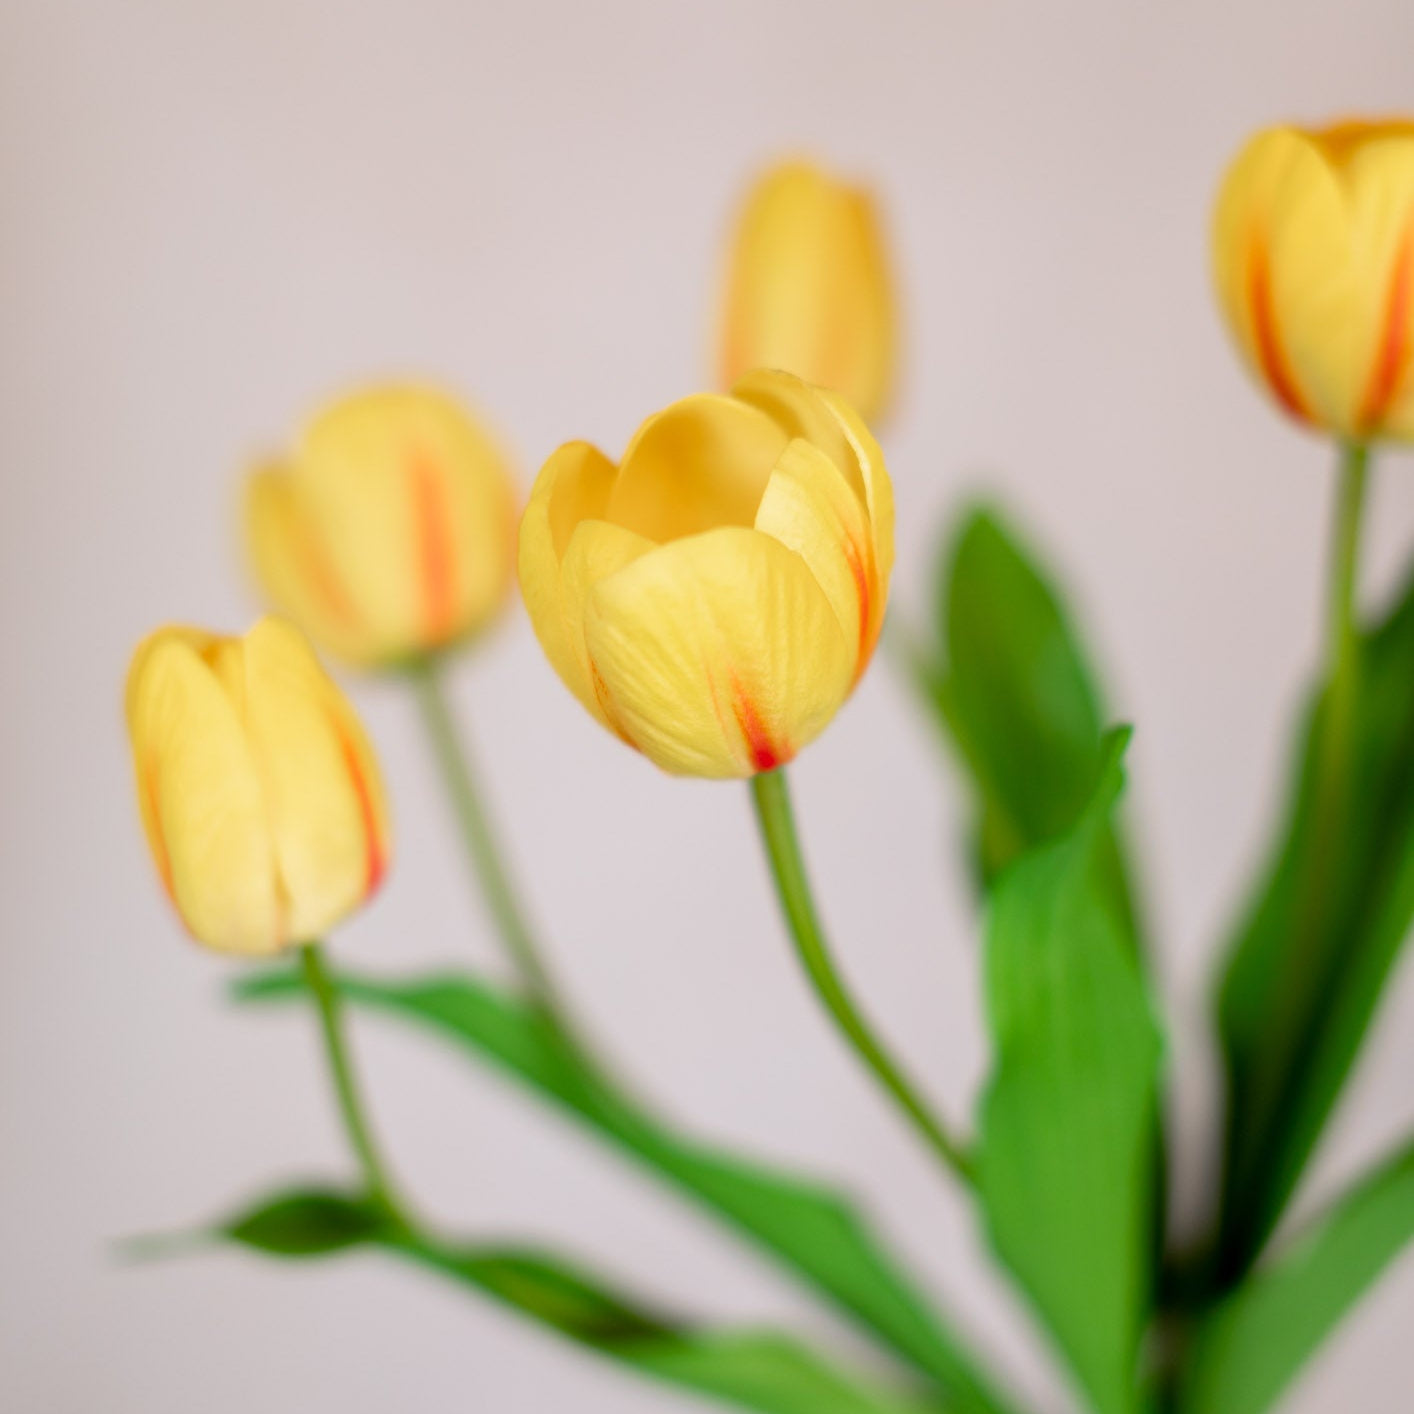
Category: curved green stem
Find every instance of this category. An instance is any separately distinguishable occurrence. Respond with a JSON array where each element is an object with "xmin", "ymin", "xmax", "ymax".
[
  {"xmin": 749, "ymin": 769, "xmax": 975, "ymax": 1187},
  {"xmin": 407, "ymin": 657, "xmax": 561, "ymax": 1010},
  {"xmin": 299, "ymin": 942, "xmax": 403, "ymax": 1219}
]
